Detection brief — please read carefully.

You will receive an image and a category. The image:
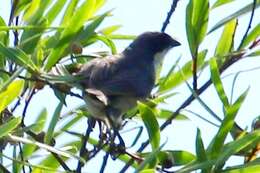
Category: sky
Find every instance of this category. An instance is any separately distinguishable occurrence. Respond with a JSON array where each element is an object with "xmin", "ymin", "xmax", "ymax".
[{"xmin": 1, "ymin": 0, "xmax": 260, "ymax": 172}]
